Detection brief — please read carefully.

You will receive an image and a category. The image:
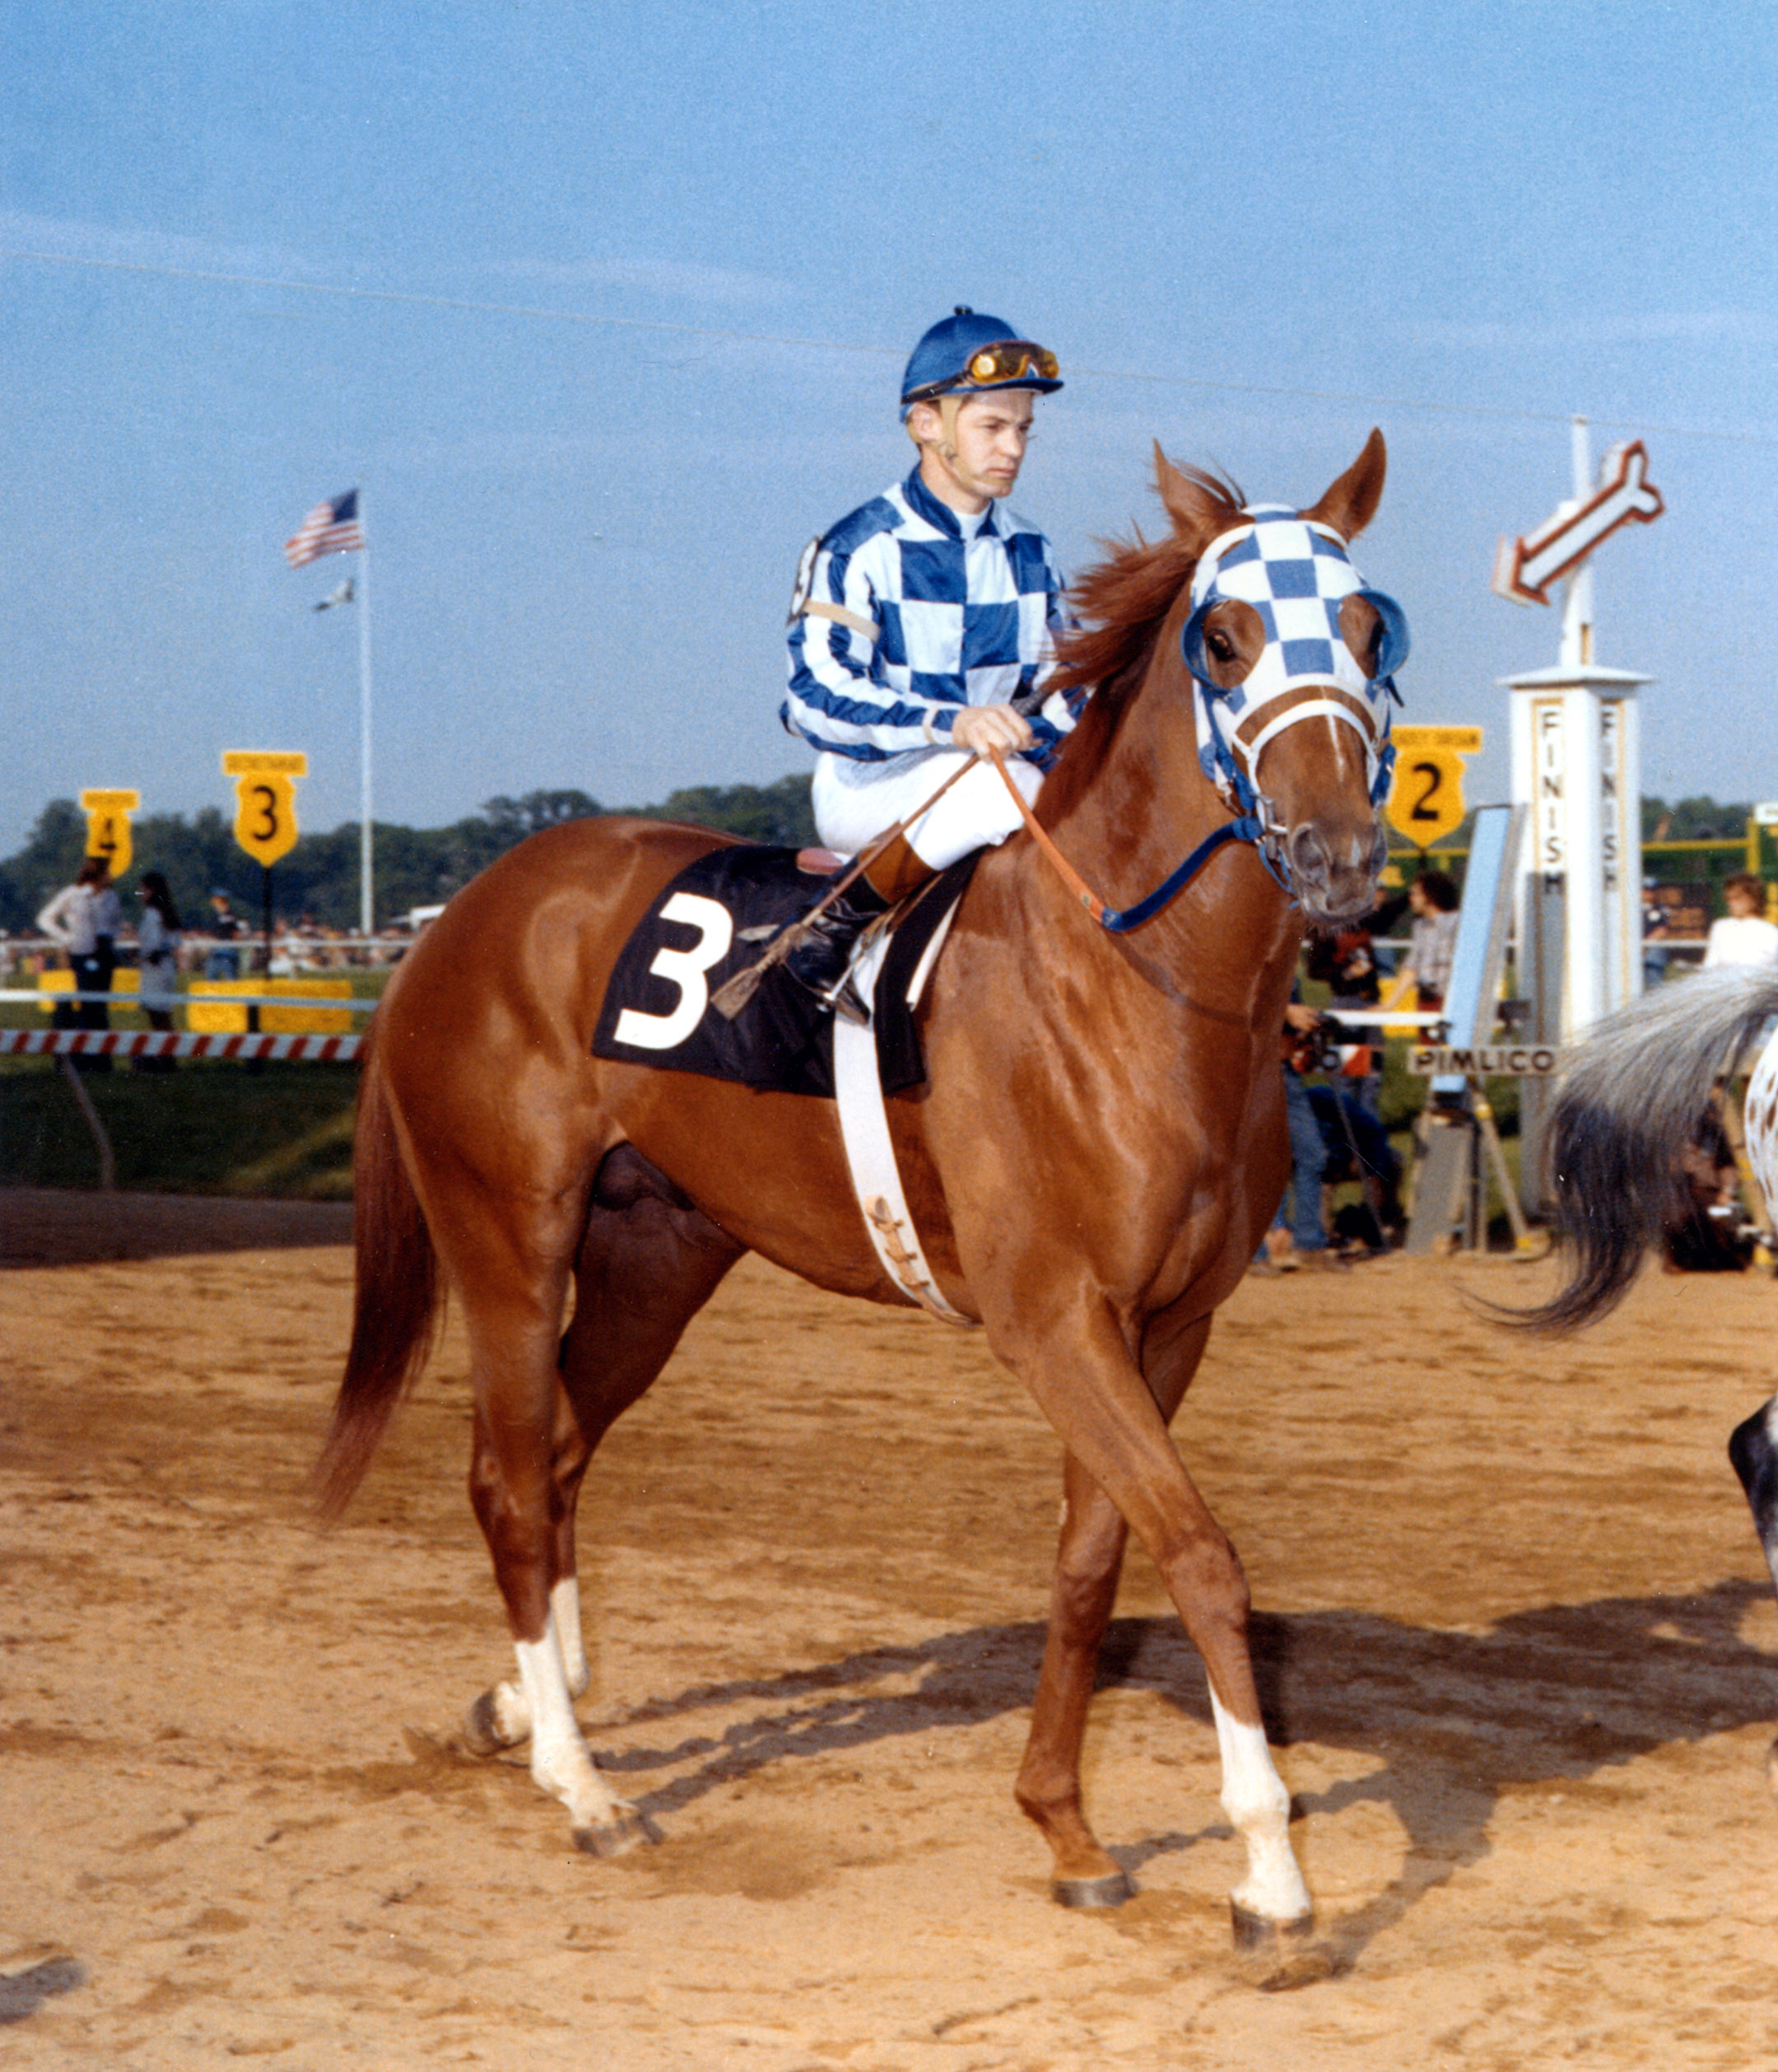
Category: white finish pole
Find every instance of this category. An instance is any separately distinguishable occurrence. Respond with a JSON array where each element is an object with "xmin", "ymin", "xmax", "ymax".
[
  {"xmin": 1562, "ymin": 417, "xmax": 1594, "ymax": 669},
  {"xmin": 357, "ymin": 502, "xmax": 374, "ymax": 941},
  {"xmin": 1559, "ymin": 684, "xmax": 1605, "ymax": 1034},
  {"xmin": 1609, "ymin": 691, "xmax": 1643, "ymax": 1006}
]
